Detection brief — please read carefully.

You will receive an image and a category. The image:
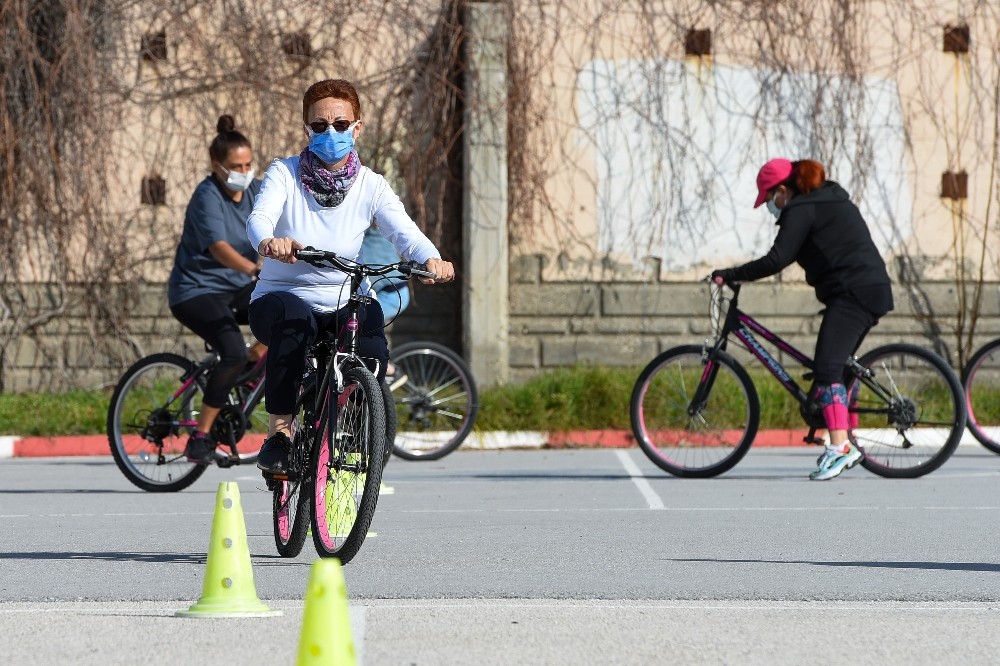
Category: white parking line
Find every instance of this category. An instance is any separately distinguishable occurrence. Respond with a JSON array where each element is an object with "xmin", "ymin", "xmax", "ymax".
[{"xmin": 614, "ymin": 450, "xmax": 664, "ymax": 510}]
